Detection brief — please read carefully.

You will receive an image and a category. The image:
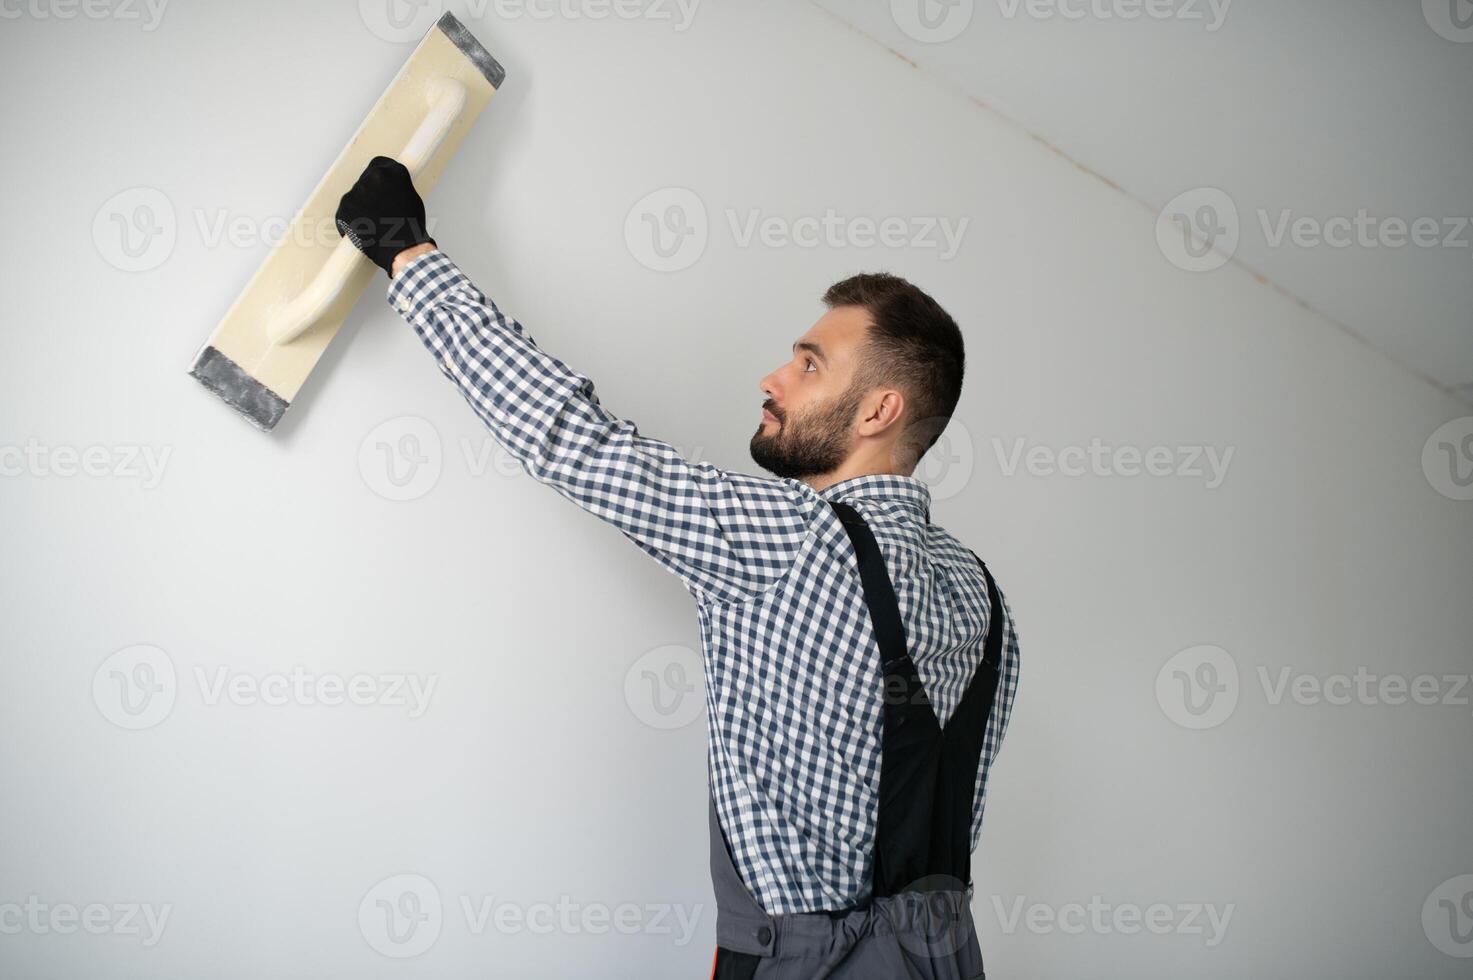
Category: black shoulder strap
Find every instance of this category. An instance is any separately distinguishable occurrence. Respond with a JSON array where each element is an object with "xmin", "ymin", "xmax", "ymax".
[
  {"xmin": 927, "ymin": 550, "xmax": 1006, "ymax": 889},
  {"xmin": 828, "ymin": 499, "xmax": 1007, "ymax": 896},
  {"xmin": 830, "ymin": 499, "xmax": 938, "ymax": 895},
  {"xmin": 828, "ymin": 499, "xmax": 912, "ymax": 673}
]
